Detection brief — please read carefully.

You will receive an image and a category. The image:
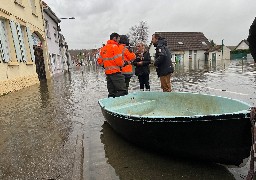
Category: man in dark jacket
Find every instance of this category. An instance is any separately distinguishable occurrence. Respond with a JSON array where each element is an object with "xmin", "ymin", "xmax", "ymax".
[
  {"xmin": 248, "ymin": 17, "xmax": 256, "ymax": 63},
  {"xmin": 151, "ymin": 33, "xmax": 174, "ymax": 92}
]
